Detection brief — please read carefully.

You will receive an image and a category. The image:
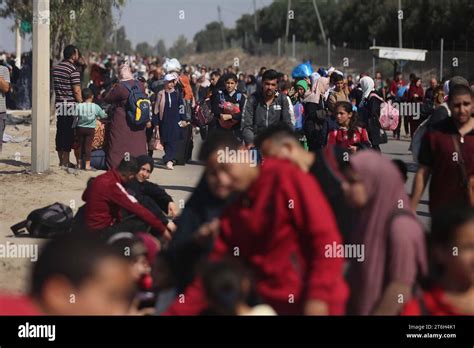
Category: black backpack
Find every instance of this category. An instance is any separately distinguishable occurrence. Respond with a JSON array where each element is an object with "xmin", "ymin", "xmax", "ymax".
[{"xmin": 11, "ymin": 202, "xmax": 74, "ymax": 238}]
